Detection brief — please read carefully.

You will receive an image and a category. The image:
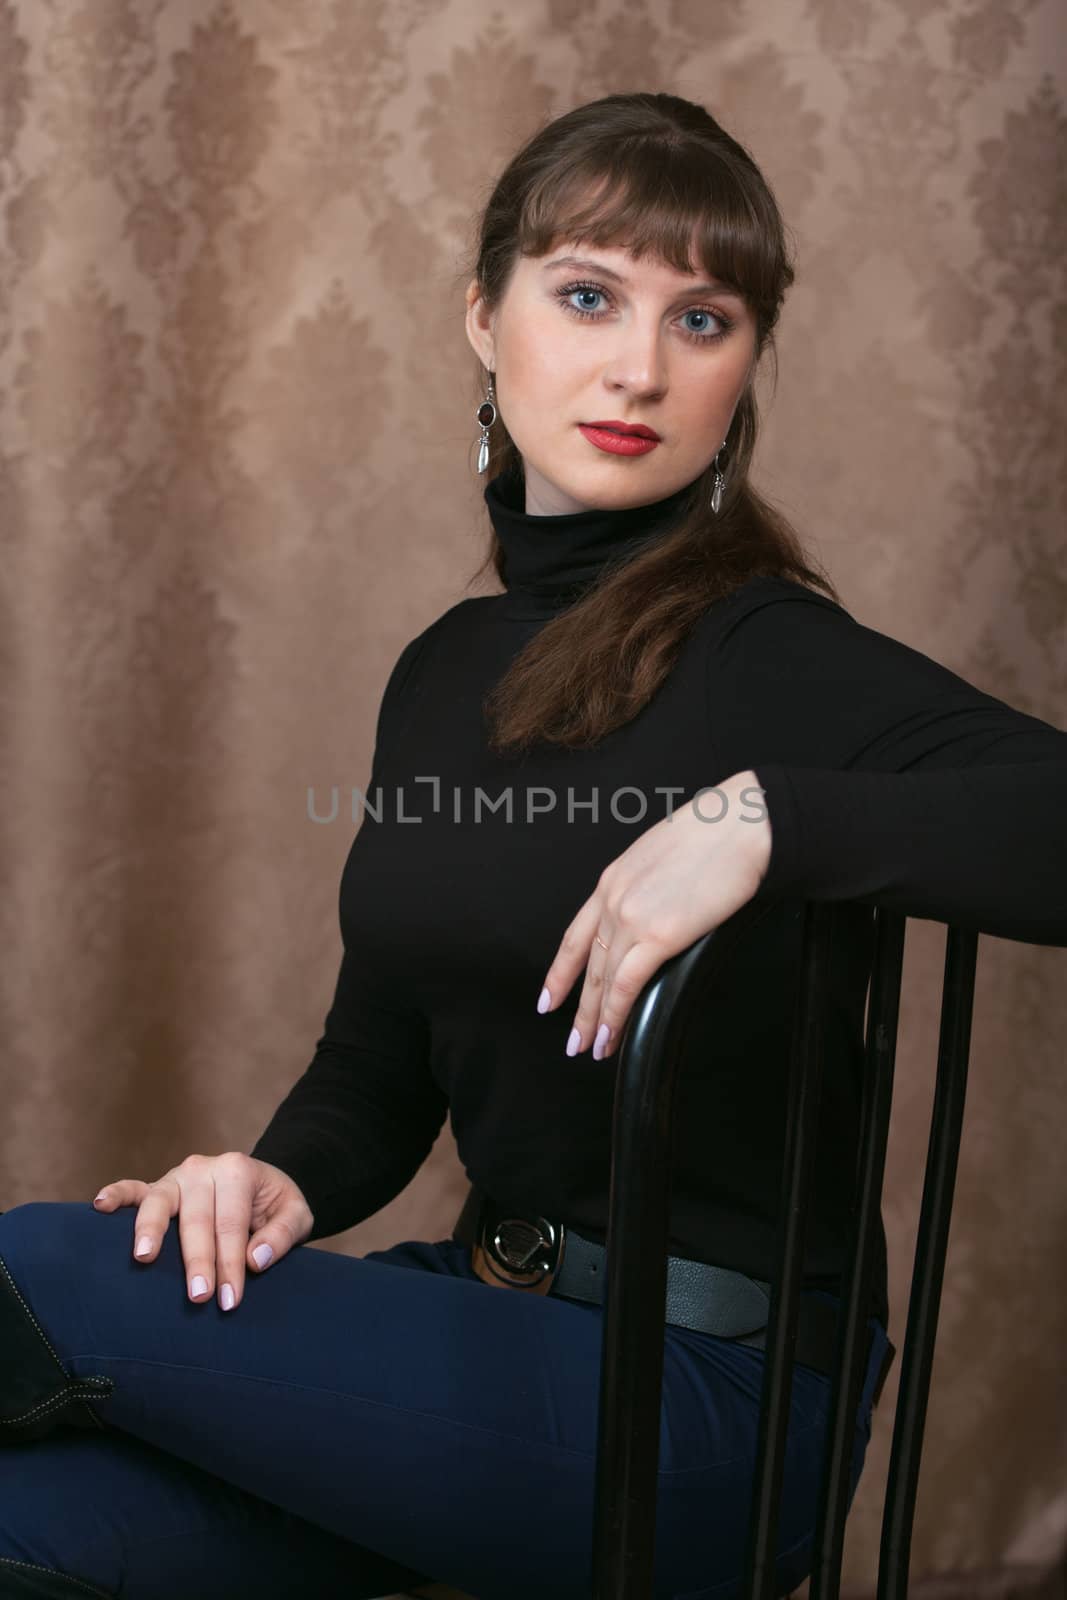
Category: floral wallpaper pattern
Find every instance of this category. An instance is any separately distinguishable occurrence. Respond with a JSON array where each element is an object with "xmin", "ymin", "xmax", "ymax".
[{"xmin": 0, "ymin": 1, "xmax": 1063, "ymax": 1591}]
